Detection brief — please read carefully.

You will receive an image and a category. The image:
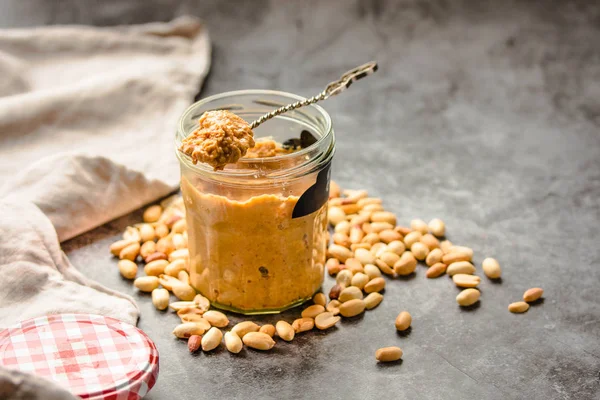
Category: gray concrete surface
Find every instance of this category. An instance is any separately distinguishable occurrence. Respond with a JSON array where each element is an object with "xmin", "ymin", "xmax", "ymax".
[{"xmin": 2, "ymin": 1, "xmax": 599, "ymax": 399}]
